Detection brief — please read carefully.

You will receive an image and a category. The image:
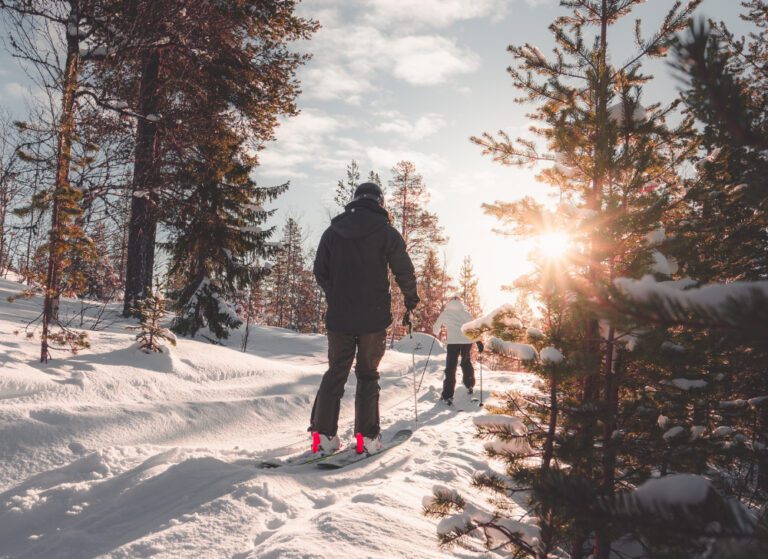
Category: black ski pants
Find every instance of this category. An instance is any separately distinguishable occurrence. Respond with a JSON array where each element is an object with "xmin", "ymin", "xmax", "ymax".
[
  {"xmin": 309, "ymin": 330, "xmax": 387, "ymax": 438},
  {"xmin": 441, "ymin": 343, "xmax": 475, "ymax": 400}
]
